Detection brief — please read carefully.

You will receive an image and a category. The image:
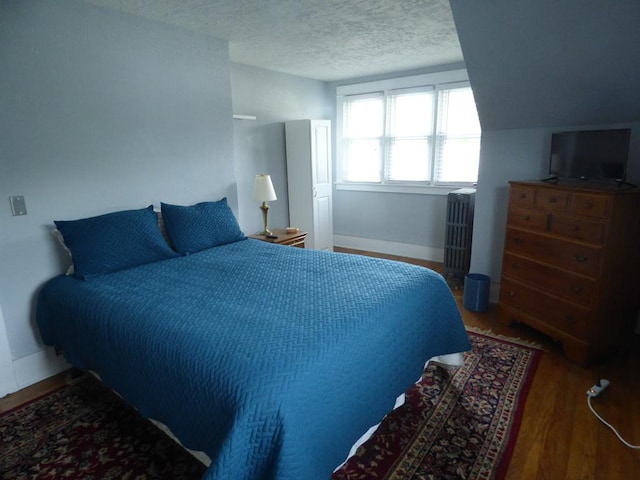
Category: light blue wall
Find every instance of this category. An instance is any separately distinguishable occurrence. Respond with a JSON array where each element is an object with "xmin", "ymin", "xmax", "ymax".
[
  {"xmin": 469, "ymin": 129, "xmax": 549, "ymax": 281},
  {"xmin": 230, "ymin": 63, "xmax": 330, "ymax": 234},
  {"xmin": 471, "ymin": 125, "xmax": 640, "ymax": 283},
  {"xmin": 333, "ymin": 190, "xmax": 448, "ymax": 247},
  {"xmin": 0, "ymin": 0, "xmax": 235, "ymax": 360},
  {"xmin": 450, "ymin": 0, "xmax": 640, "ymax": 131},
  {"xmin": 449, "ymin": 0, "xmax": 640, "ymax": 287},
  {"xmin": 329, "ymin": 63, "xmax": 467, "ymax": 255},
  {"xmin": 5, "ymin": 0, "xmax": 638, "ymax": 374}
]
